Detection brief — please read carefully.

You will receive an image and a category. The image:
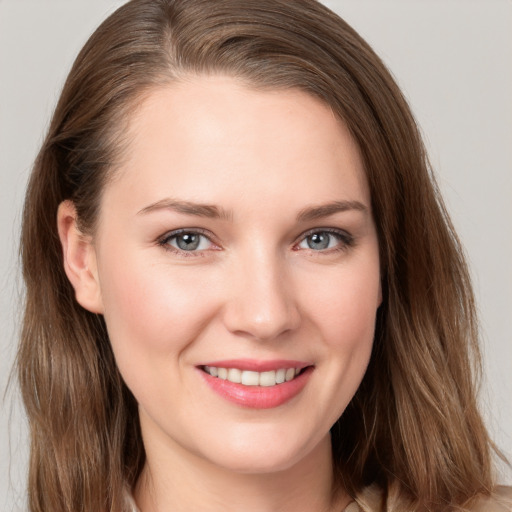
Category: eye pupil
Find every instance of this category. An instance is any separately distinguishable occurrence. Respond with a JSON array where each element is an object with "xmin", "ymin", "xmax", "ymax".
[
  {"xmin": 307, "ymin": 232, "xmax": 330, "ymax": 250},
  {"xmin": 176, "ymin": 233, "xmax": 200, "ymax": 251}
]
